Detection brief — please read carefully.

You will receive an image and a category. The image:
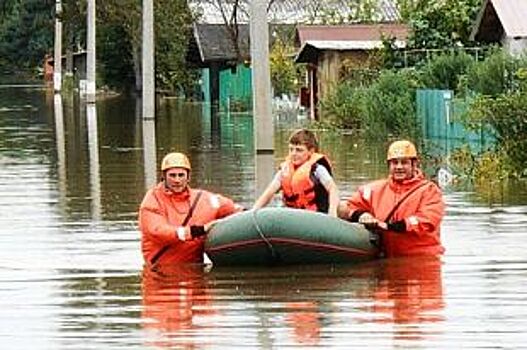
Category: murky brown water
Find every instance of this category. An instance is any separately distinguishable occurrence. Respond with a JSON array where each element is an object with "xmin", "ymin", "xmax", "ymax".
[{"xmin": 1, "ymin": 86, "xmax": 527, "ymax": 349}]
